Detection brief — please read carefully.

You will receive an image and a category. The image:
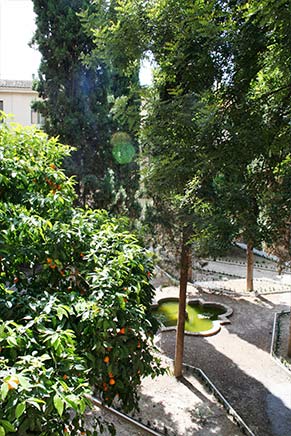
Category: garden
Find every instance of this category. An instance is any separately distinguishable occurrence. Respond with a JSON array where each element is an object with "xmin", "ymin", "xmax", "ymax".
[{"xmin": 1, "ymin": 0, "xmax": 291, "ymax": 434}]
